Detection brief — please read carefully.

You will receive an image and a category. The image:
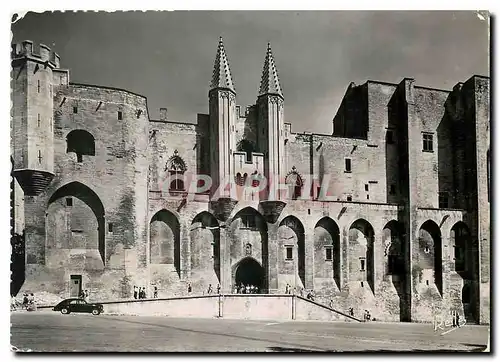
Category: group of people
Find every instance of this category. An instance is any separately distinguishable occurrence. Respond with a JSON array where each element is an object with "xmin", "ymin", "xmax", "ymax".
[
  {"xmin": 134, "ymin": 286, "xmax": 158, "ymax": 299},
  {"xmin": 79, "ymin": 289, "xmax": 90, "ymax": 301},
  {"xmin": 234, "ymin": 284, "xmax": 259, "ymax": 294},
  {"xmin": 206, "ymin": 284, "xmax": 221, "ymax": 295},
  {"xmin": 22, "ymin": 293, "xmax": 36, "ymax": 311},
  {"xmin": 363, "ymin": 309, "xmax": 372, "ymax": 321}
]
